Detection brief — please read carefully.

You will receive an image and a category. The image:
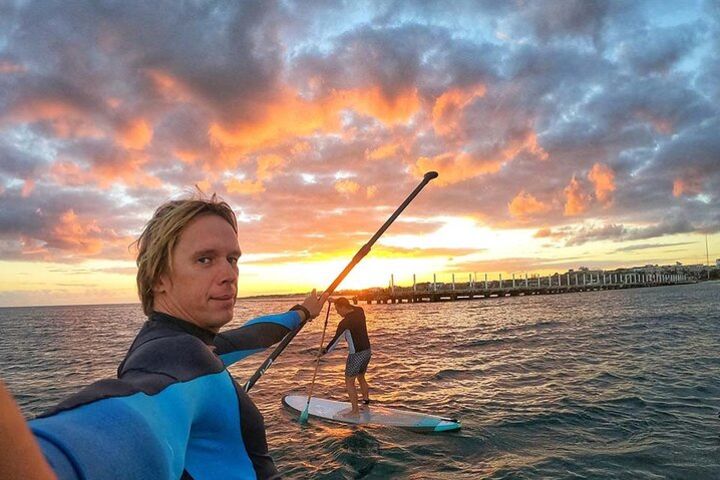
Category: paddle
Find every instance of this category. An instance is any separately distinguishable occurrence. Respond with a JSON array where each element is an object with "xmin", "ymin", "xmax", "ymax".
[
  {"xmin": 243, "ymin": 171, "xmax": 439, "ymax": 393},
  {"xmin": 299, "ymin": 301, "xmax": 332, "ymax": 423}
]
